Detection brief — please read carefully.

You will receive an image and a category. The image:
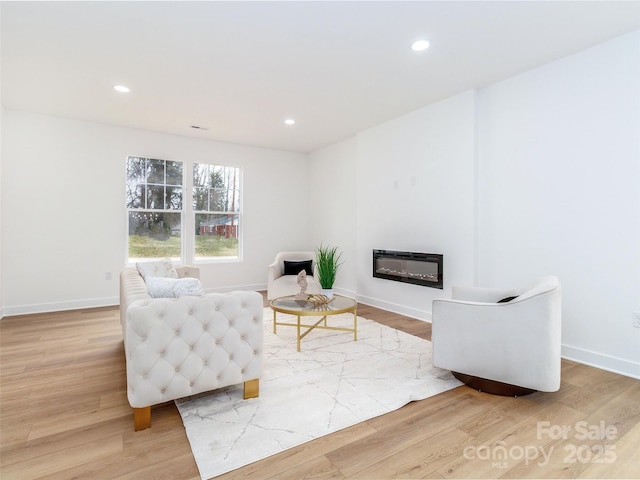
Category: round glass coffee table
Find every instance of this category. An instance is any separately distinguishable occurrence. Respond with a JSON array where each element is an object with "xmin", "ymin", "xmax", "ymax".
[{"xmin": 270, "ymin": 294, "xmax": 357, "ymax": 351}]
